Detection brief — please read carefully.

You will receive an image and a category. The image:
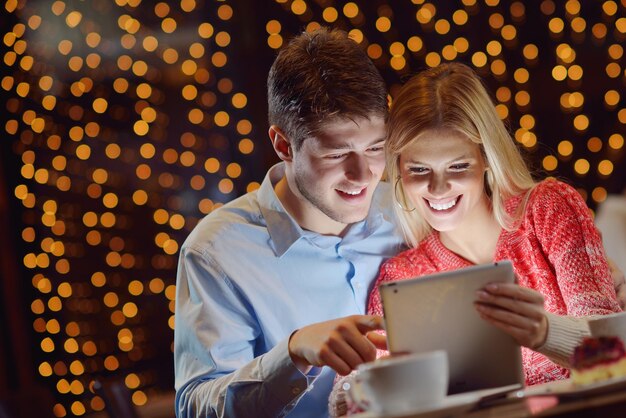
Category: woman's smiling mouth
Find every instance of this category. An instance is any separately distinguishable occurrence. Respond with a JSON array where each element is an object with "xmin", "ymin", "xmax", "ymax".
[{"xmin": 426, "ymin": 196, "xmax": 461, "ymax": 211}]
